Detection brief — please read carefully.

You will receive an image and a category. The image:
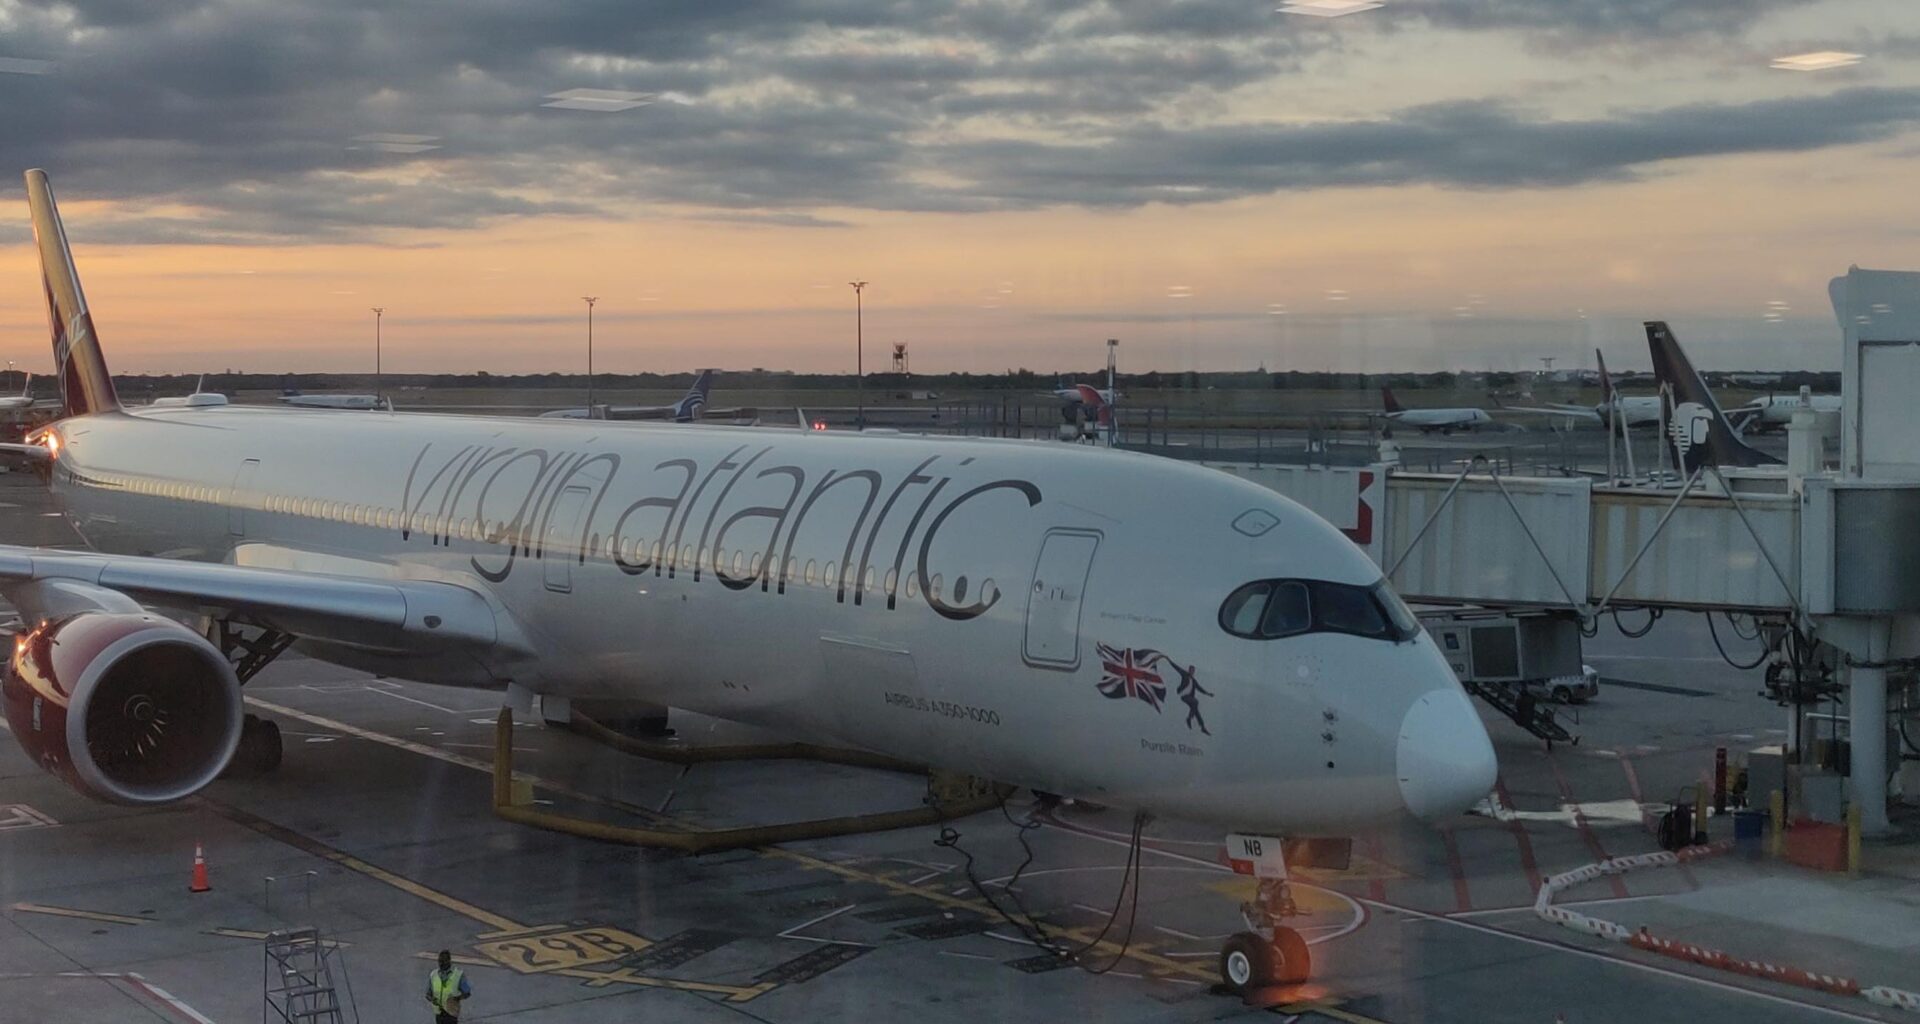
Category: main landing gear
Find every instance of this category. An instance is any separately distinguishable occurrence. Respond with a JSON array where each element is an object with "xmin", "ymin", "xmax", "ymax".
[
  {"xmin": 210, "ymin": 619, "xmax": 294, "ymax": 778},
  {"xmin": 1218, "ymin": 876, "xmax": 1311, "ymax": 994},
  {"xmin": 227, "ymin": 713, "xmax": 283, "ymax": 776}
]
